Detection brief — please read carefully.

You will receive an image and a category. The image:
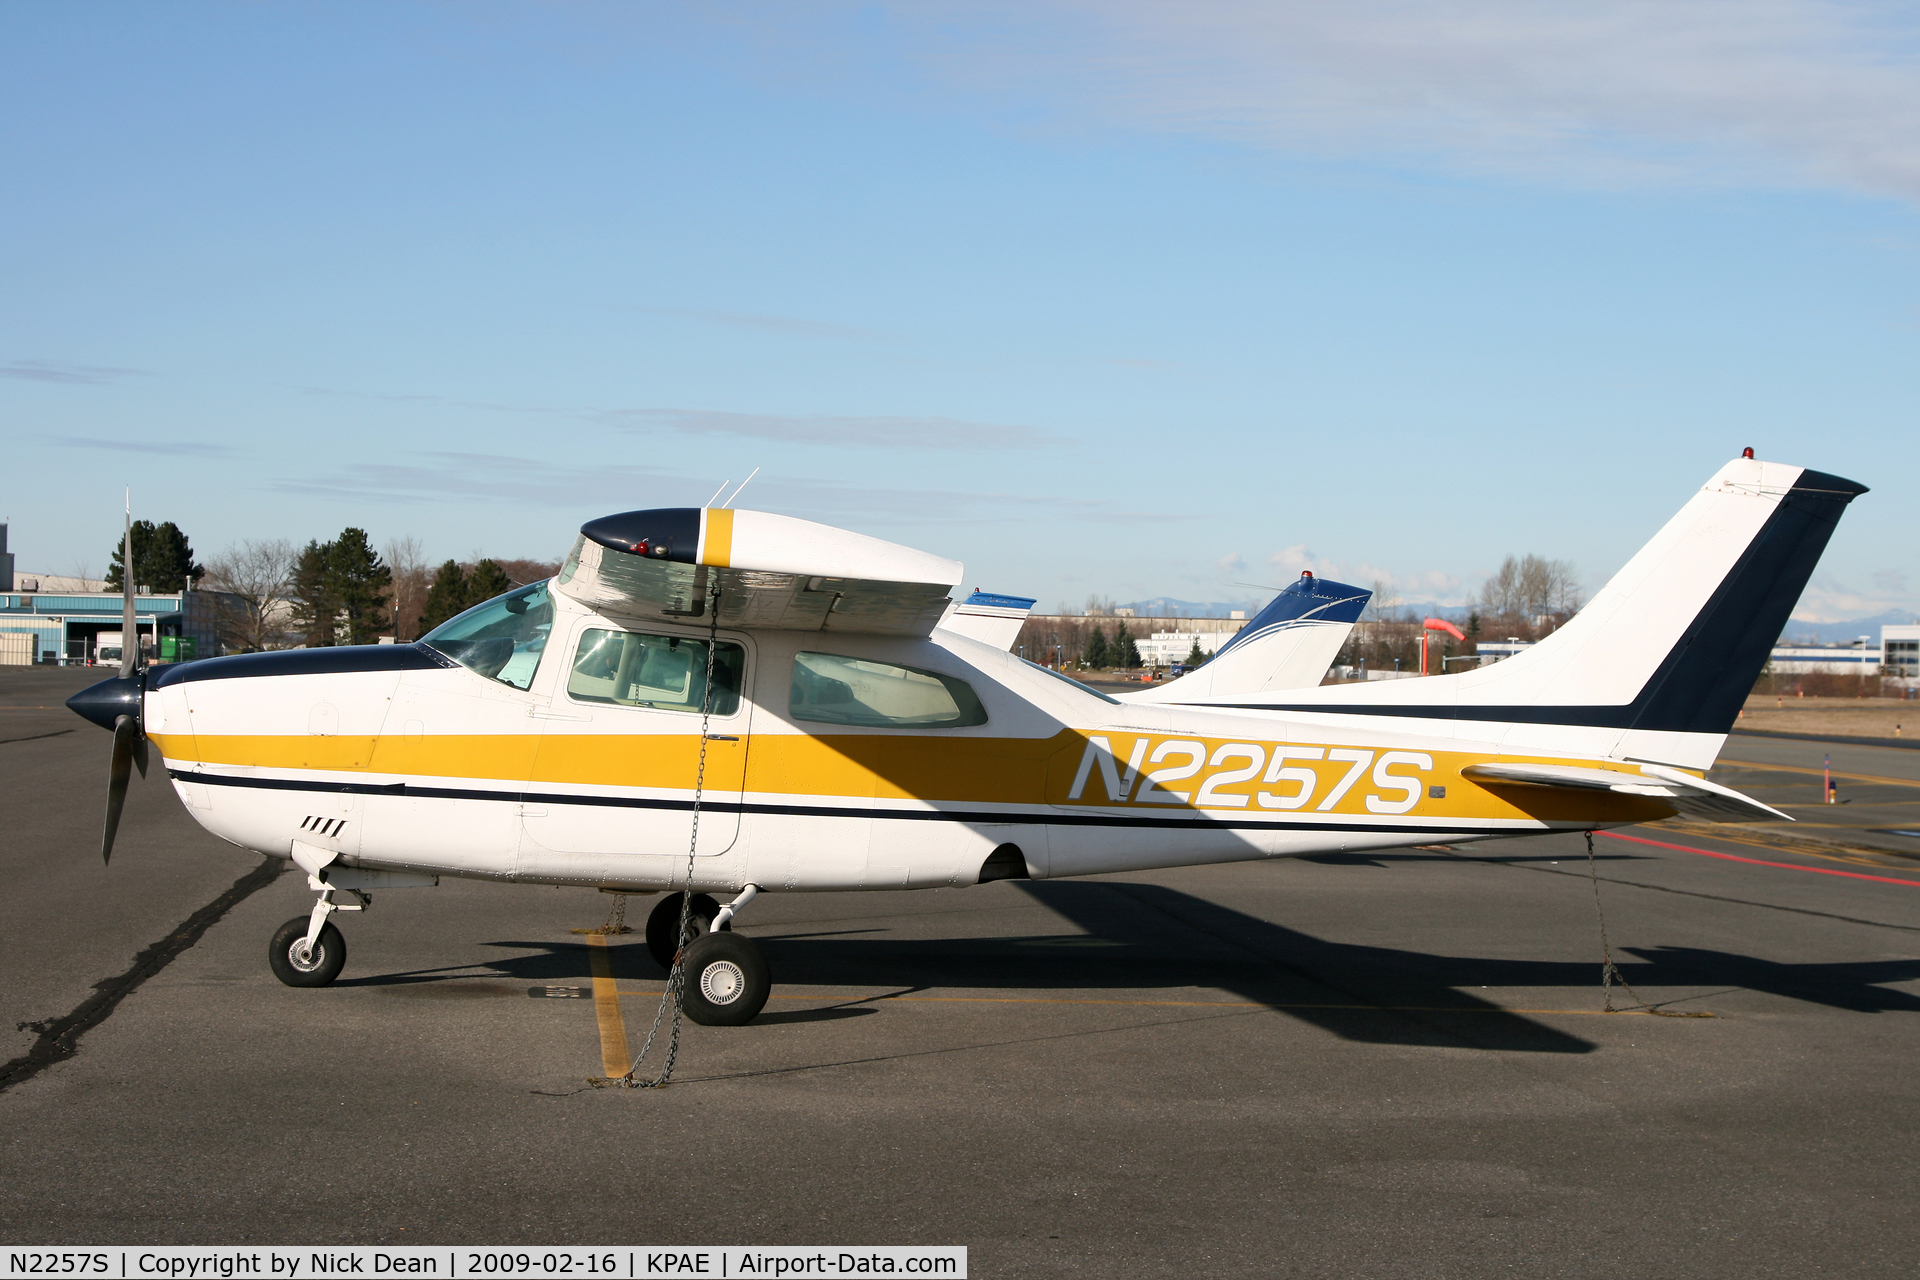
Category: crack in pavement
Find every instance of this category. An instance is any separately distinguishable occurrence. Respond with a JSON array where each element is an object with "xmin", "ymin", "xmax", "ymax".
[{"xmin": 0, "ymin": 857, "xmax": 287, "ymax": 1094}]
